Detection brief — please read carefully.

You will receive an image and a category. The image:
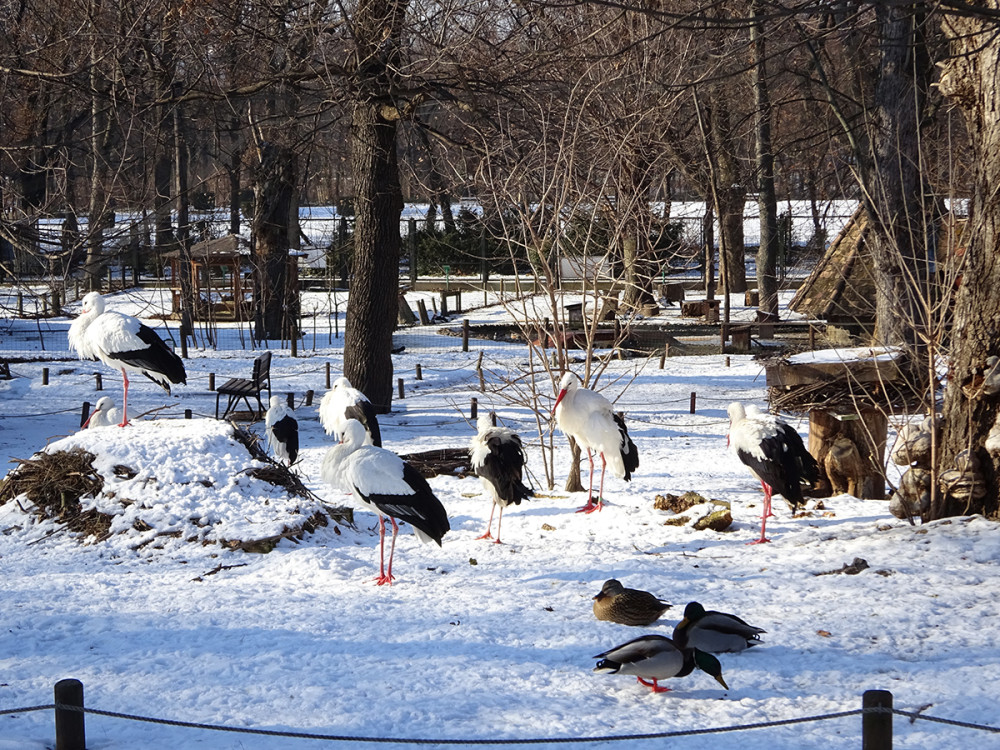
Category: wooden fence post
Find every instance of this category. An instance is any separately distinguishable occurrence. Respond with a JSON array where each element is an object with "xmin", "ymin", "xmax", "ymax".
[
  {"xmin": 54, "ymin": 678, "xmax": 86, "ymax": 750},
  {"xmin": 462, "ymin": 319, "xmax": 470, "ymax": 352},
  {"xmin": 42, "ymin": 367, "xmax": 49, "ymax": 386},
  {"xmin": 305, "ymin": 389, "xmax": 314, "ymax": 406},
  {"xmin": 398, "ymin": 378, "xmax": 405, "ymax": 400},
  {"xmin": 80, "ymin": 402, "xmax": 91, "ymax": 428},
  {"xmin": 95, "ymin": 373, "xmax": 103, "ymax": 391},
  {"xmin": 416, "ymin": 363, "xmax": 423, "ymax": 380},
  {"xmin": 209, "ymin": 373, "xmax": 216, "ymax": 391},
  {"xmin": 862, "ymin": 689, "xmax": 893, "ymax": 750},
  {"xmin": 287, "ymin": 392, "xmax": 294, "ymax": 408},
  {"xmin": 471, "ymin": 397, "xmax": 478, "ymax": 420},
  {"xmin": 689, "ymin": 391, "xmax": 696, "ymax": 414},
  {"xmin": 184, "ymin": 409, "xmax": 192, "ymax": 419},
  {"xmin": 325, "ymin": 362, "xmax": 332, "ymax": 390}
]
